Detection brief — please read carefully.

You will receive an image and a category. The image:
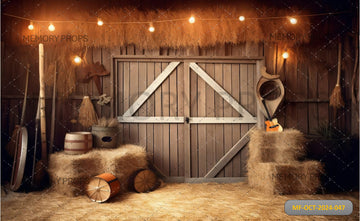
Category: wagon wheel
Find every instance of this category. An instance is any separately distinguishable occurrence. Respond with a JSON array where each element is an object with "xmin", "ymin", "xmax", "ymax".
[
  {"xmin": 133, "ymin": 169, "xmax": 158, "ymax": 193},
  {"xmin": 86, "ymin": 177, "xmax": 111, "ymax": 202}
]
